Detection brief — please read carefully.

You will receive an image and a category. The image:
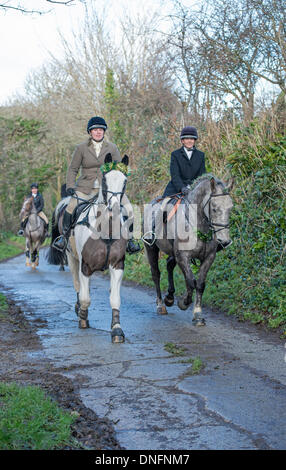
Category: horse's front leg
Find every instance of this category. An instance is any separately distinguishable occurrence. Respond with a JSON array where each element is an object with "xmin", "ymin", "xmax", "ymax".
[
  {"xmin": 31, "ymin": 241, "xmax": 40, "ymax": 269},
  {"xmin": 193, "ymin": 253, "xmax": 216, "ymax": 326},
  {"xmin": 145, "ymin": 243, "xmax": 167, "ymax": 315},
  {"xmin": 109, "ymin": 265, "xmax": 125, "ymax": 343},
  {"xmin": 34, "ymin": 240, "xmax": 41, "ymax": 266},
  {"xmin": 66, "ymin": 252, "xmax": 81, "ymax": 315},
  {"xmin": 176, "ymin": 251, "xmax": 196, "ymax": 311},
  {"xmin": 25, "ymin": 238, "xmax": 31, "ymax": 267},
  {"xmin": 78, "ymin": 266, "xmax": 91, "ymax": 329},
  {"xmin": 164, "ymin": 256, "xmax": 176, "ymax": 306}
]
